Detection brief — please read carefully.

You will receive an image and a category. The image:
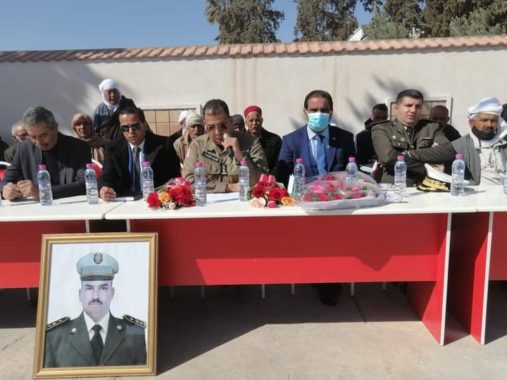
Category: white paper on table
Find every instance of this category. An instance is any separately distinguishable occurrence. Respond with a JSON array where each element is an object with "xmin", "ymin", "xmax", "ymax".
[
  {"xmin": 287, "ymin": 175, "xmax": 294, "ymax": 195},
  {"xmin": 207, "ymin": 192, "xmax": 239, "ymax": 203}
]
